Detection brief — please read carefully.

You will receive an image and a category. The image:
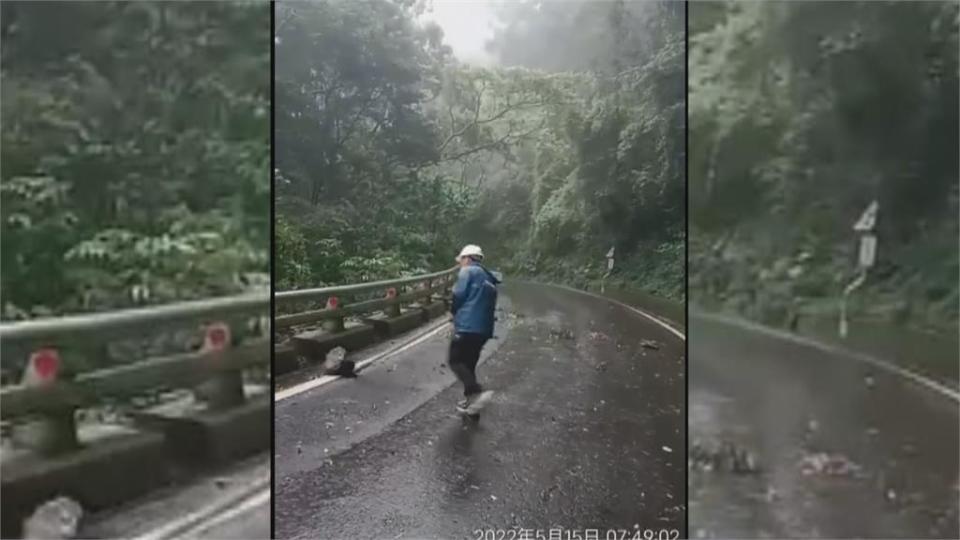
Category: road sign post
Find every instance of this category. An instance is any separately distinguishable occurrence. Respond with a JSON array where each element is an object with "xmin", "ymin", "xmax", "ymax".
[
  {"xmin": 840, "ymin": 201, "xmax": 879, "ymax": 338},
  {"xmin": 602, "ymin": 246, "xmax": 615, "ymax": 293}
]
